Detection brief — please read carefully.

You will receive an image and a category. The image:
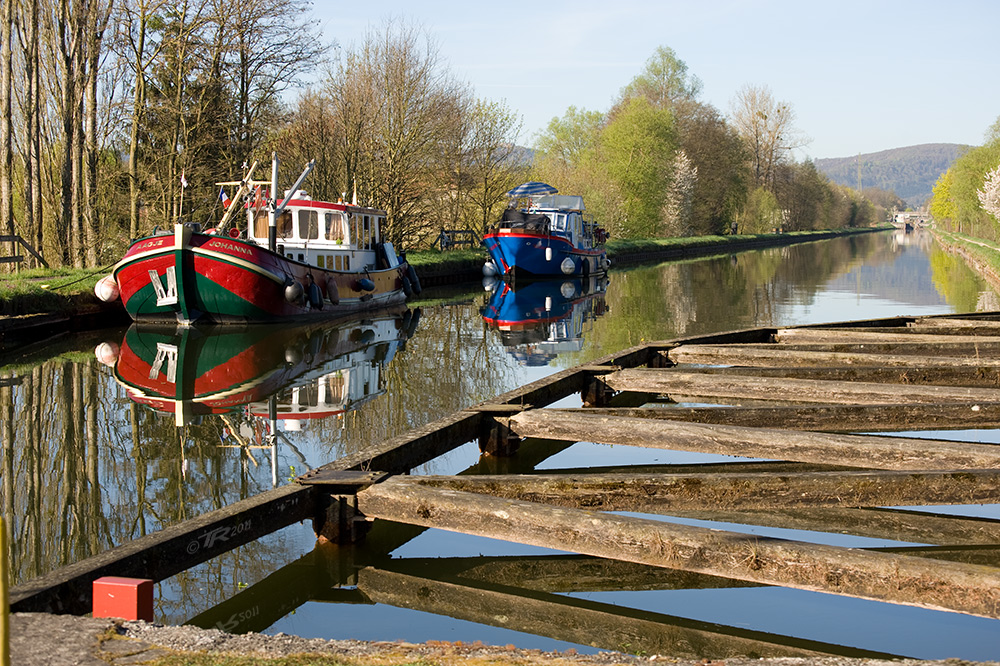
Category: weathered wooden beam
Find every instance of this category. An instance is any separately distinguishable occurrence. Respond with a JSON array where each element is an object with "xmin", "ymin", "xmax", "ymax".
[
  {"xmin": 683, "ymin": 365, "xmax": 1000, "ymax": 388},
  {"xmin": 602, "ymin": 369, "xmax": 1000, "ymax": 405},
  {"xmin": 667, "ymin": 507, "xmax": 1000, "ymax": 548},
  {"xmin": 408, "ymin": 469, "xmax": 1000, "ymax": 512},
  {"xmin": 775, "ymin": 328, "xmax": 1000, "ymax": 344},
  {"xmin": 356, "ymin": 567, "xmax": 878, "ymax": 659},
  {"xmin": 804, "ymin": 325, "xmax": 1000, "ymax": 338},
  {"xmin": 772, "ymin": 341, "xmax": 1000, "ymax": 357},
  {"xmin": 915, "ymin": 316, "xmax": 1000, "ymax": 328},
  {"xmin": 356, "ymin": 477, "xmax": 1000, "ymax": 618},
  {"xmin": 507, "ymin": 409, "xmax": 1000, "ymax": 471},
  {"xmin": 567, "ymin": 403, "xmax": 1000, "ymax": 432},
  {"xmin": 669, "ymin": 344, "xmax": 1000, "ymax": 368},
  {"xmin": 10, "ymin": 484, "xmax": 314, "ymax": 614}
]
